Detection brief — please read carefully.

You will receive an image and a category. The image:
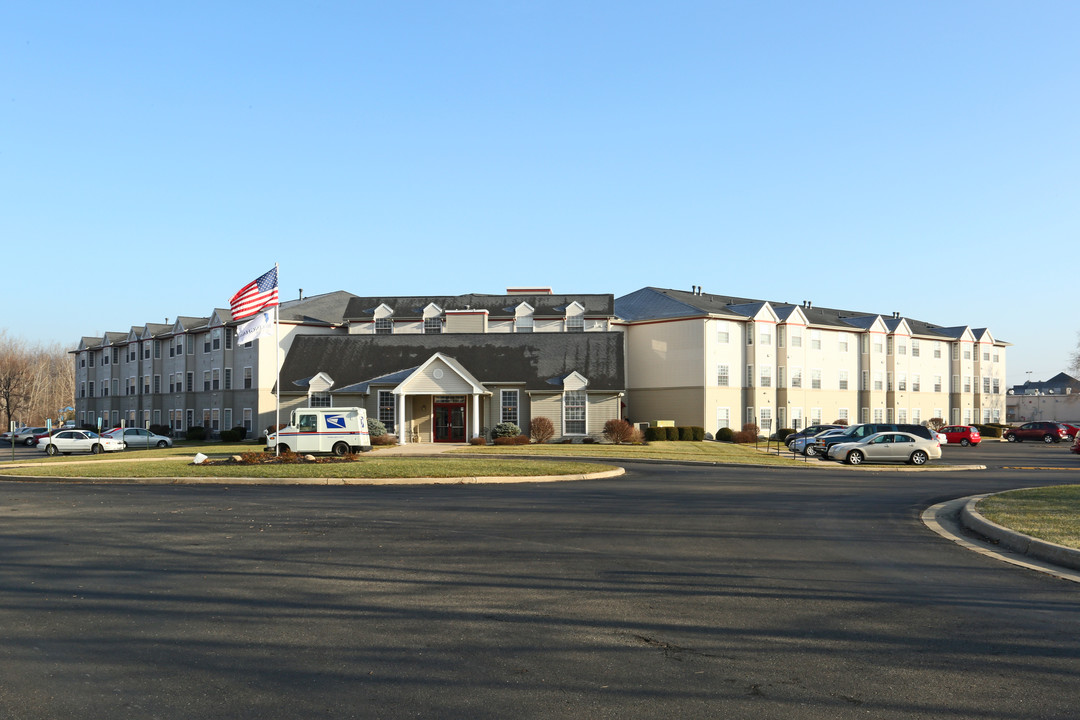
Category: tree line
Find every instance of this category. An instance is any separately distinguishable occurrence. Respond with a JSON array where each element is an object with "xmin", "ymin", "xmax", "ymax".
[{"xmin": 0, "ymin": 332, "xmax": 75, "ymax": 431}]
